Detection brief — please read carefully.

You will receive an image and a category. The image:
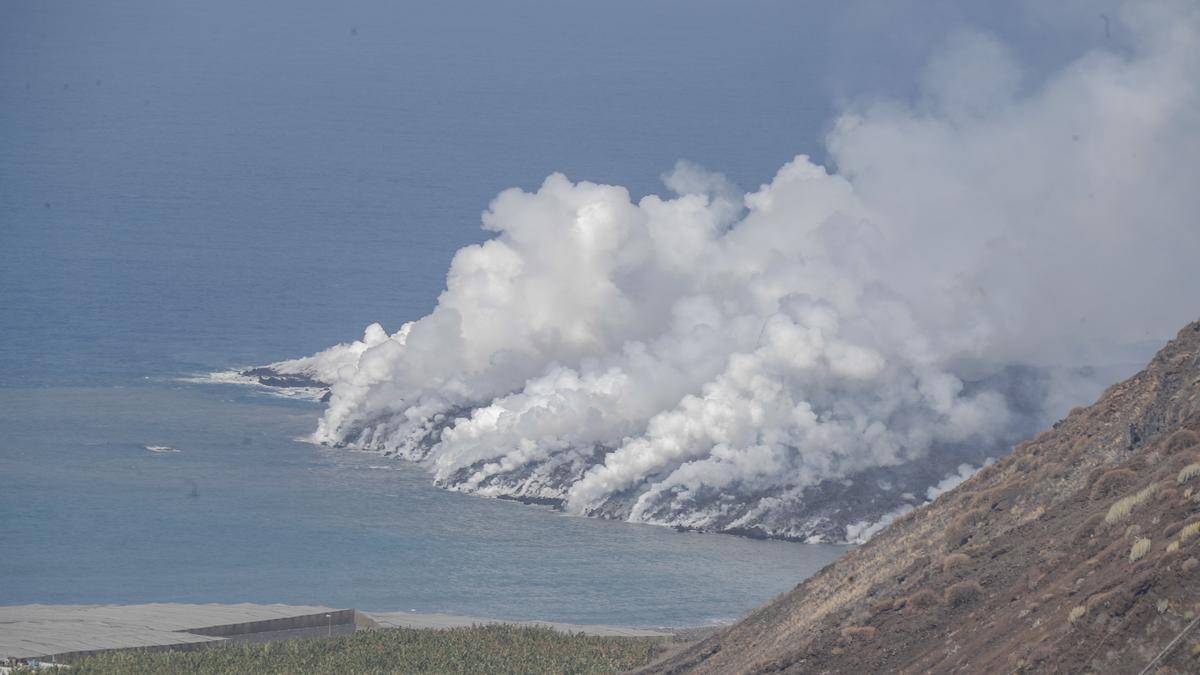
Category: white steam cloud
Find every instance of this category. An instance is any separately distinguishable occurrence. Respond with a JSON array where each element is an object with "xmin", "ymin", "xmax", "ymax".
[{"xmin": 267, "ymin": 1, "xmax": 1200, "ymax": 541}]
